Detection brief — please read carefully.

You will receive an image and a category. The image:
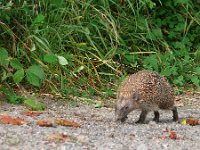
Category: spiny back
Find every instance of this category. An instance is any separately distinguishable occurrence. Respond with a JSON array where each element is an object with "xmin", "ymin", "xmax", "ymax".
[{"xmin": 117, "ymin": 70, "xmax": 174, "ymax": 108}]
